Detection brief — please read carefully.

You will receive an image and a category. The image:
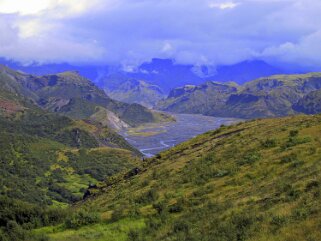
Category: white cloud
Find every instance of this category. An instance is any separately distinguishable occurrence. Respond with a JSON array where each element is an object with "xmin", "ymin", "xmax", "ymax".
[
  {"xmin": 162, "ymin": 42, "xmax": 173, "ymax": 53},
  {"xmin": 0, "ymin": 0, "xmax": 321, "ymax": 70},
  {"xmin": 209, "ymin": 2, "xmax": 239, "ymax": 9},
  {"xmin": 0, "ymin": 0, "xmax": 51, "ymax": 15}
]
